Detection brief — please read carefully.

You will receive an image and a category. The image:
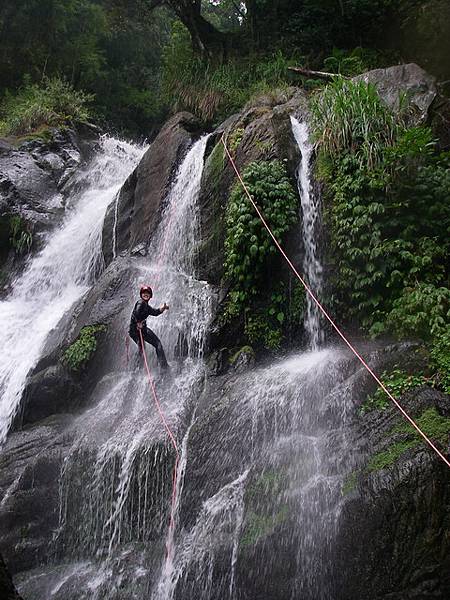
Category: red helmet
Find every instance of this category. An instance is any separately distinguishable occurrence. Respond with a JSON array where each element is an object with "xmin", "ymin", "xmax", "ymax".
[{"xmin": 140, "ymin": 285, "xmax": 153, "ymax": 298}]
